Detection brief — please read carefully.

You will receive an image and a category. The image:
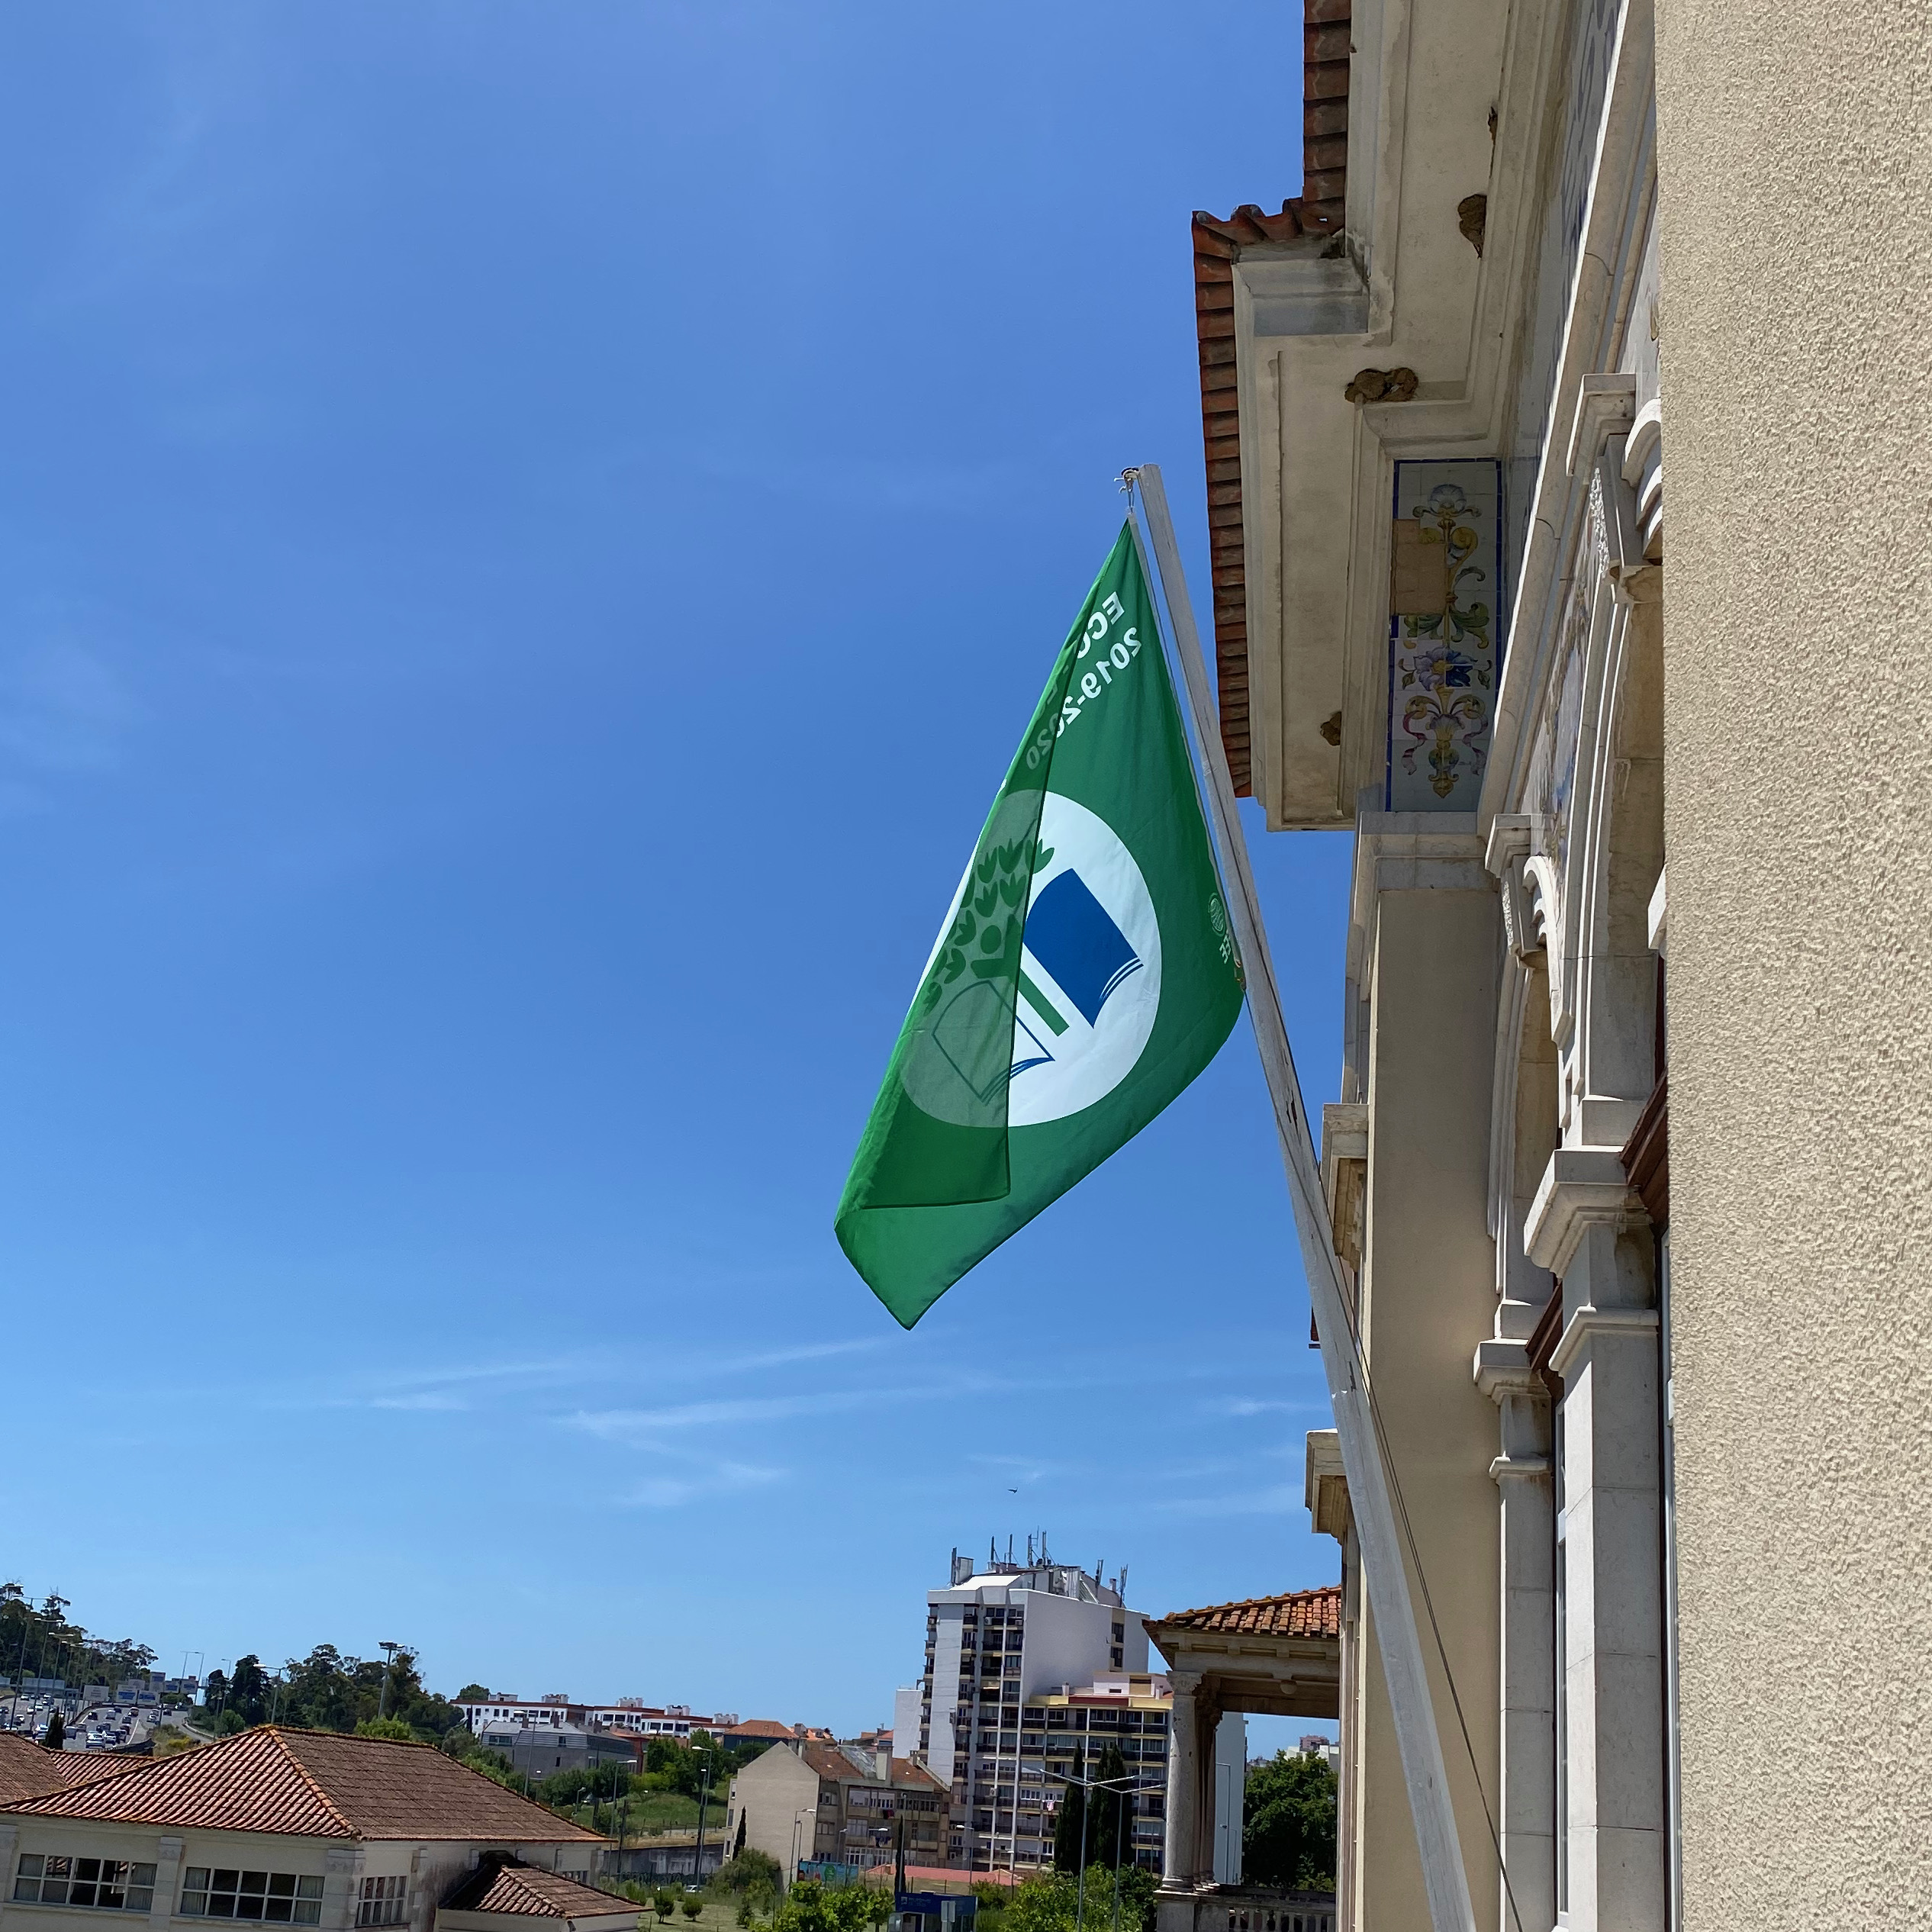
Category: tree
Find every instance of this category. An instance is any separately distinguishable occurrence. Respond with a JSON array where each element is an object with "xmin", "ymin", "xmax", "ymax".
[
  {"xmin": 765, "ymin": 1880, "xmax": 884, "ymax": 1932},
  {"xmin": 1086, "ymin": 1744, "xmax": 1129, "ymax": 1874},
  {"xmin": 681, "ymin": 1901, "xmax": 702, "ymax": 1922},
  {"xmin": 43, "ymin": 1709, "xmax": 64, "ymax": 1750},
  {"xmin": 1241, "ymin": 1750, "xmax": 1337, "ymax": 1894},
  {"xmin": 1051, "ymin": 1750, "xmax": 1086, "ymax": 1873},
  {"xmin": 229, "ymin": 1656, "xmax": 271, "ymax": 1728},
  {"xmin": 654, "ymin": 1894, "xmax": 677, "ymax": 1921},
  {"xmin": 456, "ymin": 1685, "xmax": 491, "ymax": 1703},
  {"xmin": 203, "ymin": 1670, "xmax": 229, "ymax": 1717},
  {"xmin": 356, "ymin": 1717, "xmax": 416, "ymax": 1742},
  {"xmin": 712, "ymin": 1852, "xmax": 782, "ymax": 1899}
]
